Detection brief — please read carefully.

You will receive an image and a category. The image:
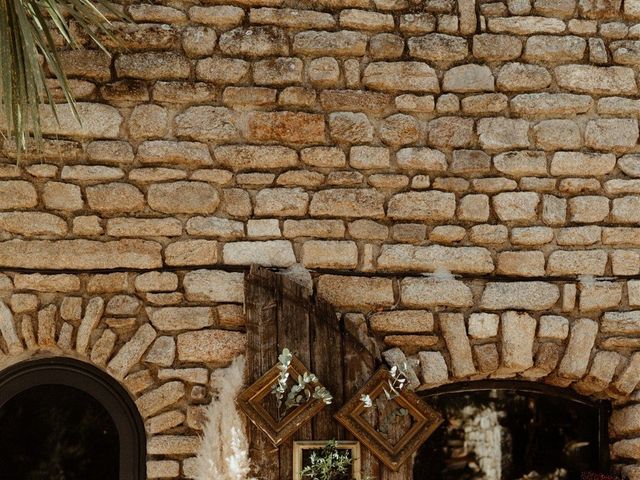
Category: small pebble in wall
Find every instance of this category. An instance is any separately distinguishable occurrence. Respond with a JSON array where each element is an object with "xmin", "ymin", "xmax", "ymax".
[{"xmin": 195, "ymin": 356, "xmax": 255, "ymax": 480}]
